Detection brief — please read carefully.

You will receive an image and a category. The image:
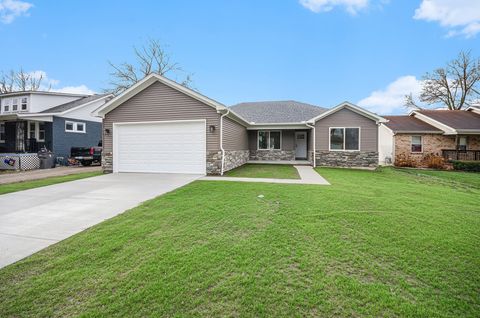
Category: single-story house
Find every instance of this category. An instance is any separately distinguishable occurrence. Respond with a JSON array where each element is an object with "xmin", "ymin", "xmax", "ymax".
[
  {"xmin": 379, "ymin": 108, "xmax": 480, "ymax": 166},
  {"xmin": 0, "ymin": 91, "xmax": 112, "ymax": 169},
  {"xmin": 96, "ymin": 73, "xmax": 387, "ymax": 175}
]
